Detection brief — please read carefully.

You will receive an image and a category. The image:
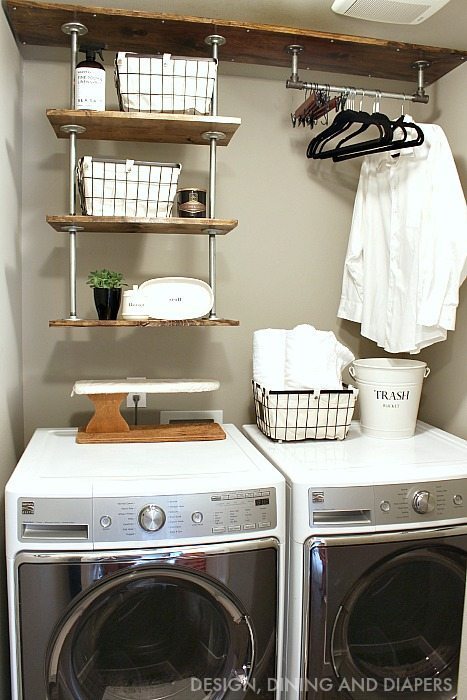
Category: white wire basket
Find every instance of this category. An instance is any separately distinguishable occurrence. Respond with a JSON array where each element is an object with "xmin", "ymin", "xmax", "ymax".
[
  {"xmin": 77, "ymin": 157, "xmax": 182, "ymax": 218},
  {"xmin": 115, "ymin": 52, "xmax": 217, "ymax": 114},
  {"xmin": 253, "ymin": 381, "xmax": 358, "ymax": 441}
]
